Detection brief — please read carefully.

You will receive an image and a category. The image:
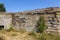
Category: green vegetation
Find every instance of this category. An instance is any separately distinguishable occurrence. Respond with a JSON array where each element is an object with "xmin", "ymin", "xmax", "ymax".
[
  {"xmin": 38, "ymin": 17, "xmax": 47, "ymax": 33},
  {"xmin": 7, "ymin": 24, "xmax": 14, "ymax": 32},
  {"xmin": 28, "ymin": 32, "xmax": 60, "ymax": 40},
  {"xmin": 37, "ymin": 32, "xmax": 60, "ymax": 40},
  {"xmin": 28, "ymin": 32, "xmax": 36, "ymax": 36},
  {"xmin": 7, "ymin": 27, "xmax": 14, "ymax": 32},
  {"xmin": 0, "ymin": 3, "xmax": 6, "ymax": 12}
]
